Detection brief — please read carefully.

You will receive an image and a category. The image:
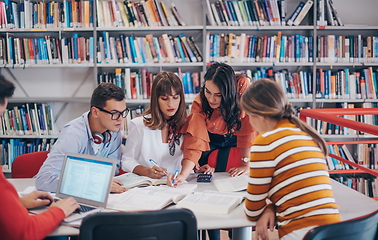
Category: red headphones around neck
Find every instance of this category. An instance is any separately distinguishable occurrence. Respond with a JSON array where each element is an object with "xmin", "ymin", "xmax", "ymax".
[{"xmin": 92, "ymin": 131, "xmax": 112, "ymax": 144}]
